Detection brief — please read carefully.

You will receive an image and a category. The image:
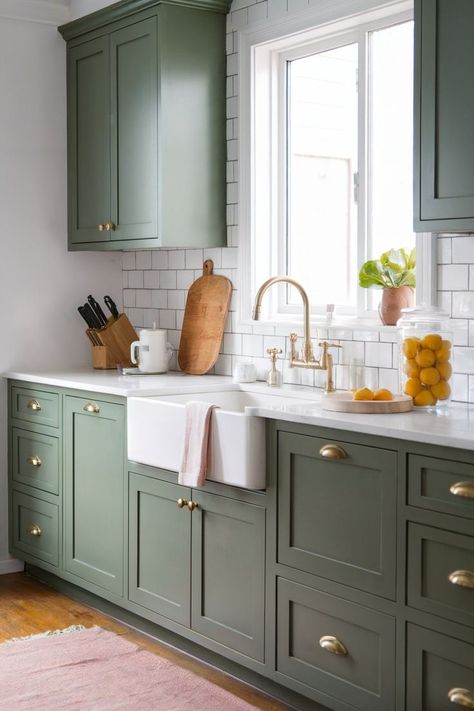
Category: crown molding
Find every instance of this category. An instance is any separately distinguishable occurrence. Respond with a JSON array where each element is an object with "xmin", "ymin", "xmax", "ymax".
[{"xmin": 0, "ymin": 0, "xmax": 70, "ymax": 25}]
